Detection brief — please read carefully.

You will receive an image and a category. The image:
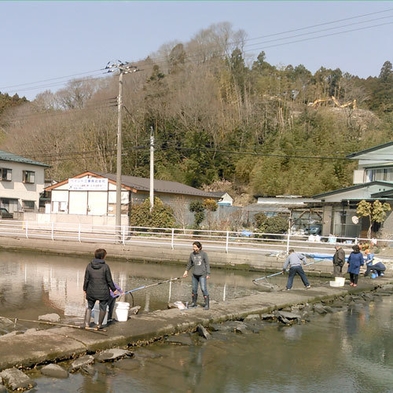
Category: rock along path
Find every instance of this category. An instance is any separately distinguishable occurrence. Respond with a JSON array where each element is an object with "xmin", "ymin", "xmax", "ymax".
[{"xmin": 0, "ymin": 279, "xmax": 390, "ymax": 372}]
